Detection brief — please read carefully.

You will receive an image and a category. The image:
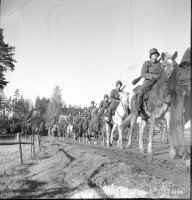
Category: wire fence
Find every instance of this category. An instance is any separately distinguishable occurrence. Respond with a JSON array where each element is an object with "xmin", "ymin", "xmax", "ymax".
[{"xmin": 0, "ymin": 133, "xmax": 42, "ymax": 169}]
